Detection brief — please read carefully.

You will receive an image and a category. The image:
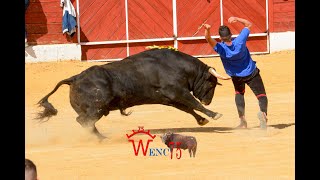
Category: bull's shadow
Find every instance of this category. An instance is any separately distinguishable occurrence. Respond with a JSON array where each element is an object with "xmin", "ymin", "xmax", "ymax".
[
  {"xmin": 149, "ymin": 127, "xmax": 234, "ymax": 134},
  {"xmin": 149, "ymin": 122, "xmax": 295, "ymax": 135}
]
